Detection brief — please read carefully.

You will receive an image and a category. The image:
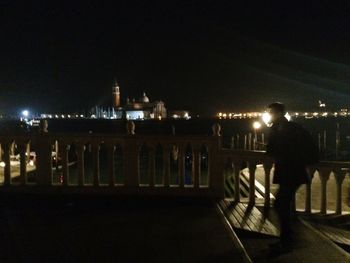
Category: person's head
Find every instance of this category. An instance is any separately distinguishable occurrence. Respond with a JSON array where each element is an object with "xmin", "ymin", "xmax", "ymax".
[{"xmin": 267, "ymin": 102, "xmax": 286, "ymax": 123}]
